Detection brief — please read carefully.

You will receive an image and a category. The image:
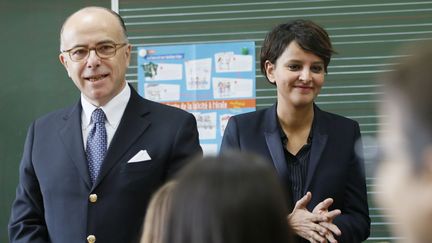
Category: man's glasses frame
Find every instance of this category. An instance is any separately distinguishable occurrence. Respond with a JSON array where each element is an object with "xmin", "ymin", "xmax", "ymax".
[{"xmin": 61, "ymin": 43, "xmax": 128, "ymax": 62}]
